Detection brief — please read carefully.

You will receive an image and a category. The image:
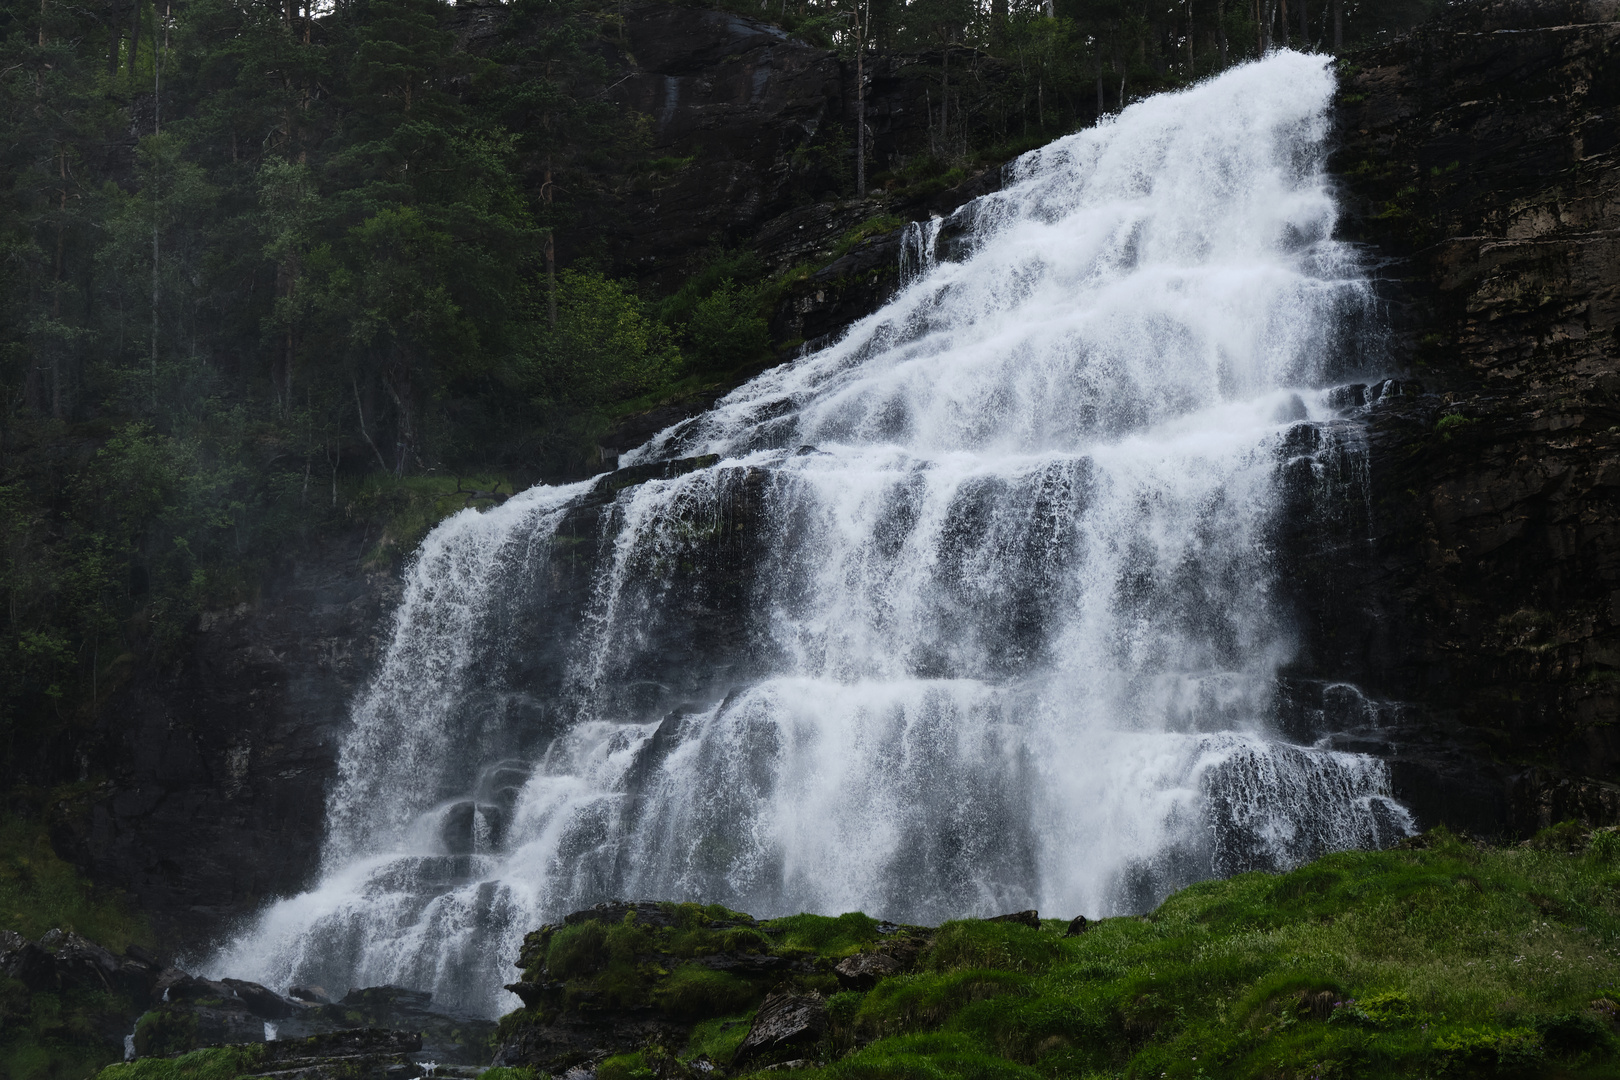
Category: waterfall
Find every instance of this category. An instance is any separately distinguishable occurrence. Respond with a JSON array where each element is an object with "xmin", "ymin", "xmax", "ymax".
[{"xmin": 210, "ymin": 51, "xmax": 1413, "ymax": 1017}]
